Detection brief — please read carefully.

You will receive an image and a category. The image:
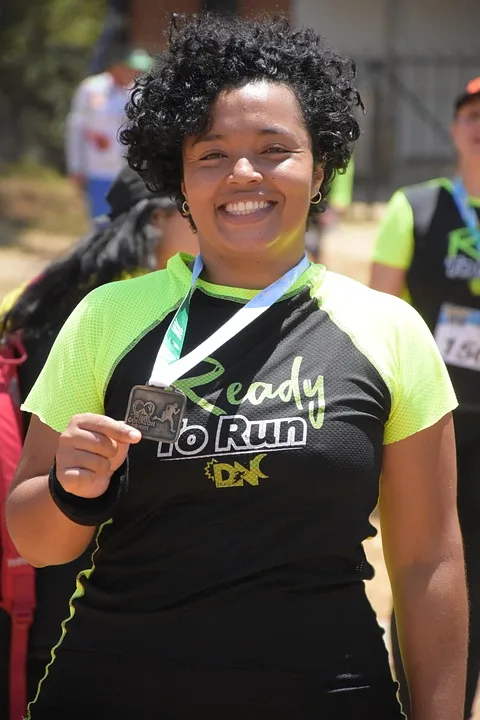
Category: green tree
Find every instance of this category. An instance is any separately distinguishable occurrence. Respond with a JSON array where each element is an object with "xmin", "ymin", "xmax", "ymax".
[{"xmin": 0, "ymin": 0, "xmax": 107, "ymax": 169}]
